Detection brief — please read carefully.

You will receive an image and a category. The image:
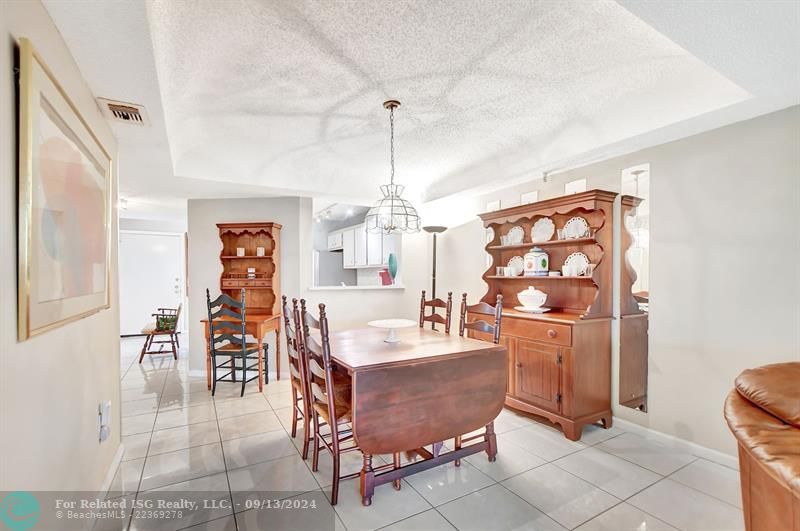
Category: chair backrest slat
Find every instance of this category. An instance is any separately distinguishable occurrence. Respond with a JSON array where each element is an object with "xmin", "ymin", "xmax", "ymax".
[
  {"xmin": 459, "ymin": 293, "xmax": 504, "ymax": 344},
  {"xmin": 419, "ymin": 290, "xmax": 453, "ymax": 333},
  {"xmin": 310, "ymin": 381, "xmax": 328, "ymax": 404},
  {"xmin": 209, "ymin": 292, "xmax": 241, "ymax": 309},
  {"xmin": 211, "ymin": 333, "xmax": 246, "ymax": 345},
  {"xmin": 307, "ymin": 357, "xmax": 326, "ymax": 380},
  {"xmin": 211, "ymin": 306, "xmax": 244, "ymax": 321}
]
